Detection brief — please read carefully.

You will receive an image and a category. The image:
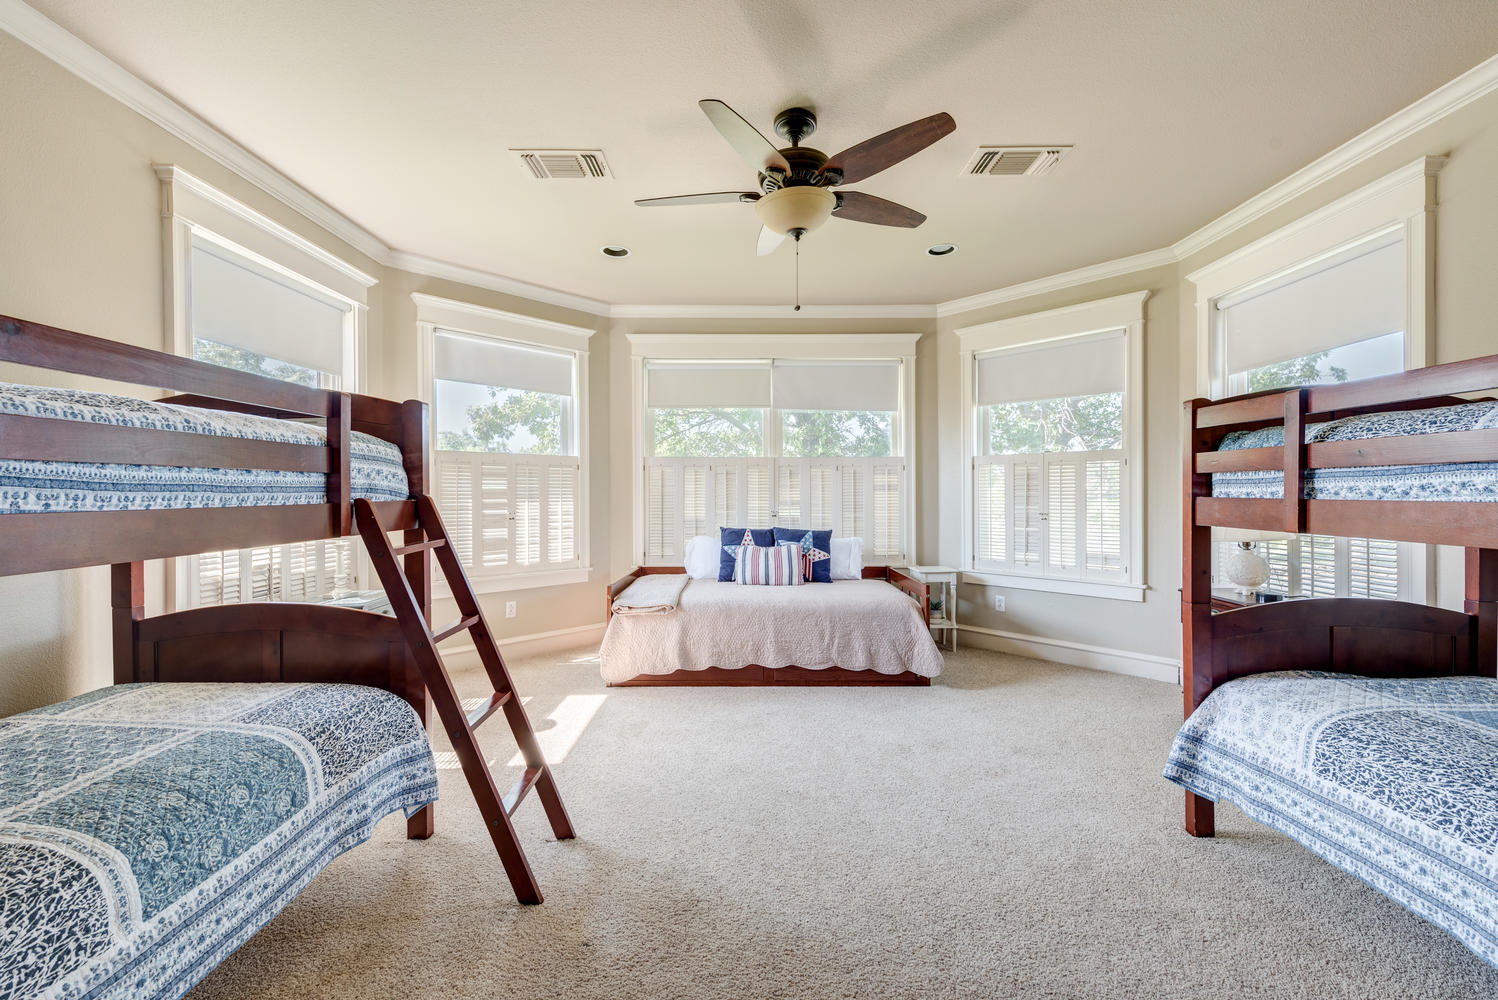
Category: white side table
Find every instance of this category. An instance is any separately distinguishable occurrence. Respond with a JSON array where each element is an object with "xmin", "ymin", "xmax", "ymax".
[{"xmin": 908, "ymin": 565, "xmax": 958, "ymax": 651}]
